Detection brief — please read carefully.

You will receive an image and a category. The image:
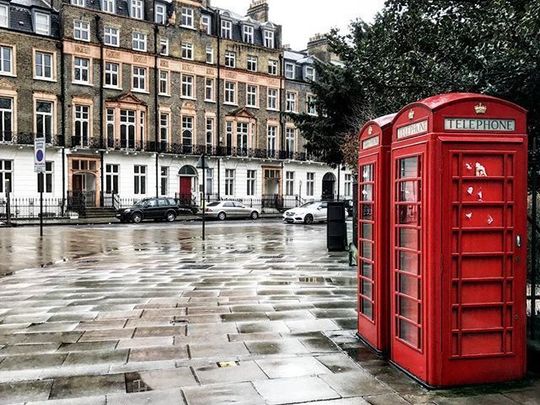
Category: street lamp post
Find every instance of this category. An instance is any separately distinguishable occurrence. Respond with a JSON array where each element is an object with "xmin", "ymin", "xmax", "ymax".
[{"xmin": 196, "ymin": 154, "xmax": 211, "ymax": 241}]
